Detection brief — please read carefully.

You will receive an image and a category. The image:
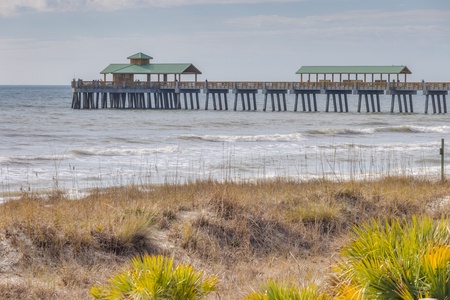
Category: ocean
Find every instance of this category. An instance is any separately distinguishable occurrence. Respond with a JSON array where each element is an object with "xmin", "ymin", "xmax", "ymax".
[{"xmin": 0, "ymin": 85, "xmax": 448, "ymax": 198}]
